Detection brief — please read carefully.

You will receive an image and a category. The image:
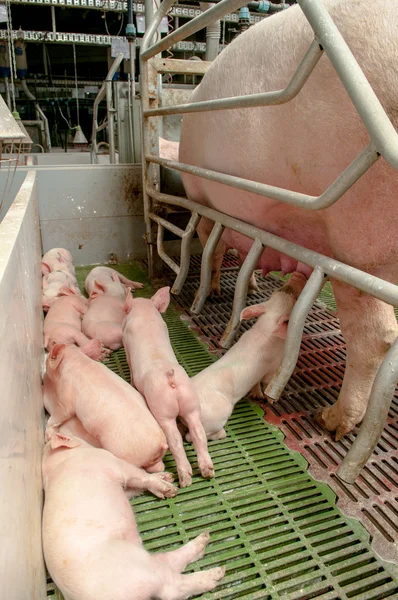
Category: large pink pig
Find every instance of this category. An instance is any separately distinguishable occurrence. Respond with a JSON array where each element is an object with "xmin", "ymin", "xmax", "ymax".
[
  {"xmin": 82, "ymin": 285, "xmax": 132, "ymax": 351},
  {"xmin": 123, "ymin": 287, "xmax": 214, "ymax": 487},
  {"xmin": 43, "ymin": 343, "xmax": 168, "ymax": 472},
  {"xmin": 188, "ymin": 273, "xmax": 306, "ymax": 441},
  {"xmin": 85, "ymin": 266, "xmax": 144, "ymax": 296},
  {"xmin": 179, "ymin": 0, "xmax": 398, "ymax": 439},
  {"xmin": 42, "ymin": 429, "xmax": 224, "ymax": 600}
]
